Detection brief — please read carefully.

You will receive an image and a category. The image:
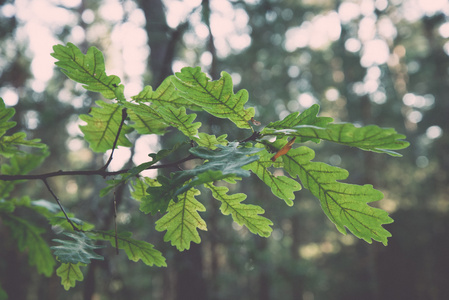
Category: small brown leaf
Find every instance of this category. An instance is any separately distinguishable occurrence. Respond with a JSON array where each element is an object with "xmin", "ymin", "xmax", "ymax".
[
  {"xmin": 251, "ymin": 117, "xmax": 261, "ymax": 126},
  {"xmin": 271, "ymin": 137, "xmax": 296, "ymax": 162}
]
